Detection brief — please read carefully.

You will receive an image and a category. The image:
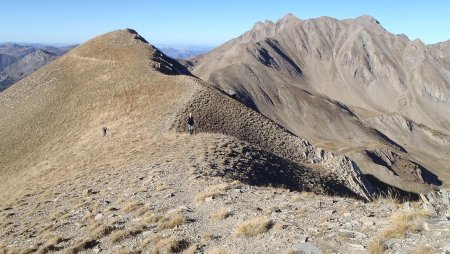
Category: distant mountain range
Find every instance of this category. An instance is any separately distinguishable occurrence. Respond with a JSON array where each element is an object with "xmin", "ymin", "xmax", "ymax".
[
  {"xmin": 0, "ymin": 43, "xmax": 76, "ymax": 92},
  {"xmin": 157, "ymin": 45, "xmax": 214, "ymax": 59}
]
